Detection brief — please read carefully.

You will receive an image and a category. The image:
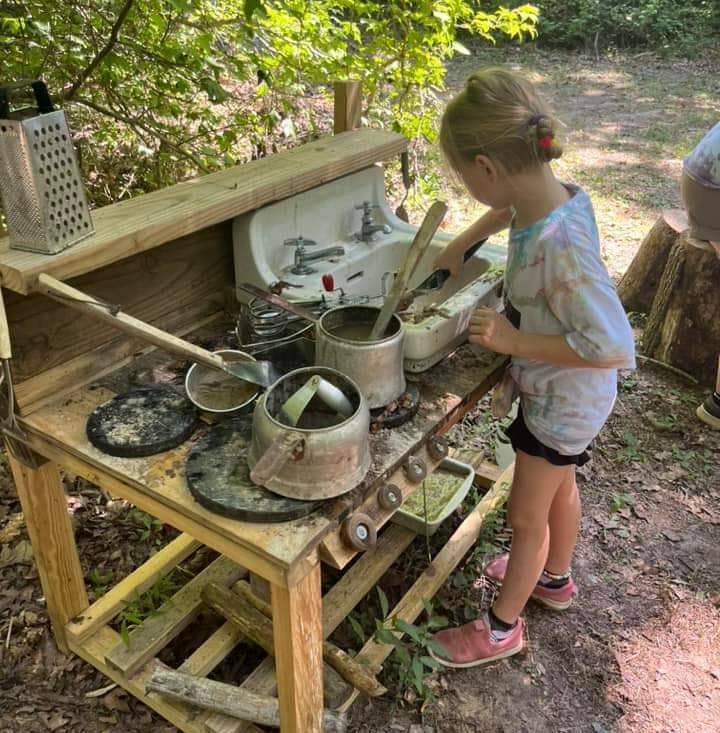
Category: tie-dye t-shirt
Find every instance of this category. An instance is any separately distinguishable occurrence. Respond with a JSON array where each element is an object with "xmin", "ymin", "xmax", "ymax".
[
  {"xmin": 505, "ymin": 184, "xmax": 636, "ymax": 455},
  {"xmin": 684, "ymin": 122, "xmax": 720, "ymax": 188}
]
